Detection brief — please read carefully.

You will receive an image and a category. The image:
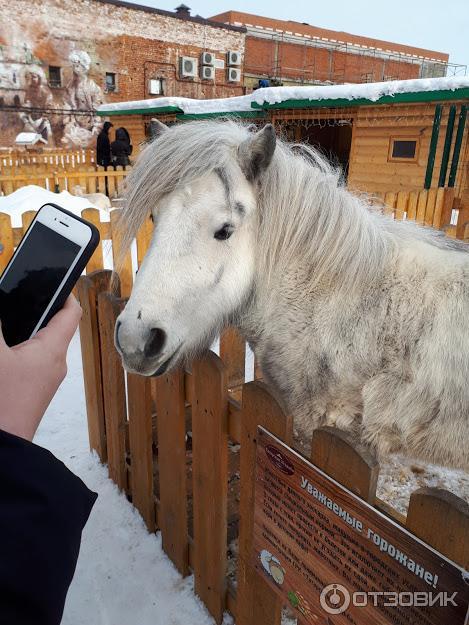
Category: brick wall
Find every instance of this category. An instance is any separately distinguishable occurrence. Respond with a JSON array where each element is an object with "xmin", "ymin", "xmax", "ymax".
[
  {"xmin": 213, "ymin": 10, "xmax": 448, "ymax": 86},
  {"xmin": 0, "ymin": 0, "xmax": 245, "ymax": 147}
]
